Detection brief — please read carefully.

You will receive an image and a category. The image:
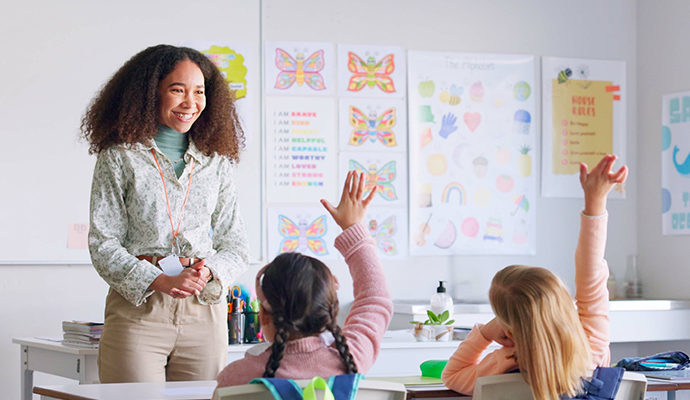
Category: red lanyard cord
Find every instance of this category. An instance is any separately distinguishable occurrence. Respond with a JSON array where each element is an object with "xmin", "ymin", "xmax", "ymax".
[{"xmin": 151, "ymin": 149, "xmax": 194, "ymax": 248}]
